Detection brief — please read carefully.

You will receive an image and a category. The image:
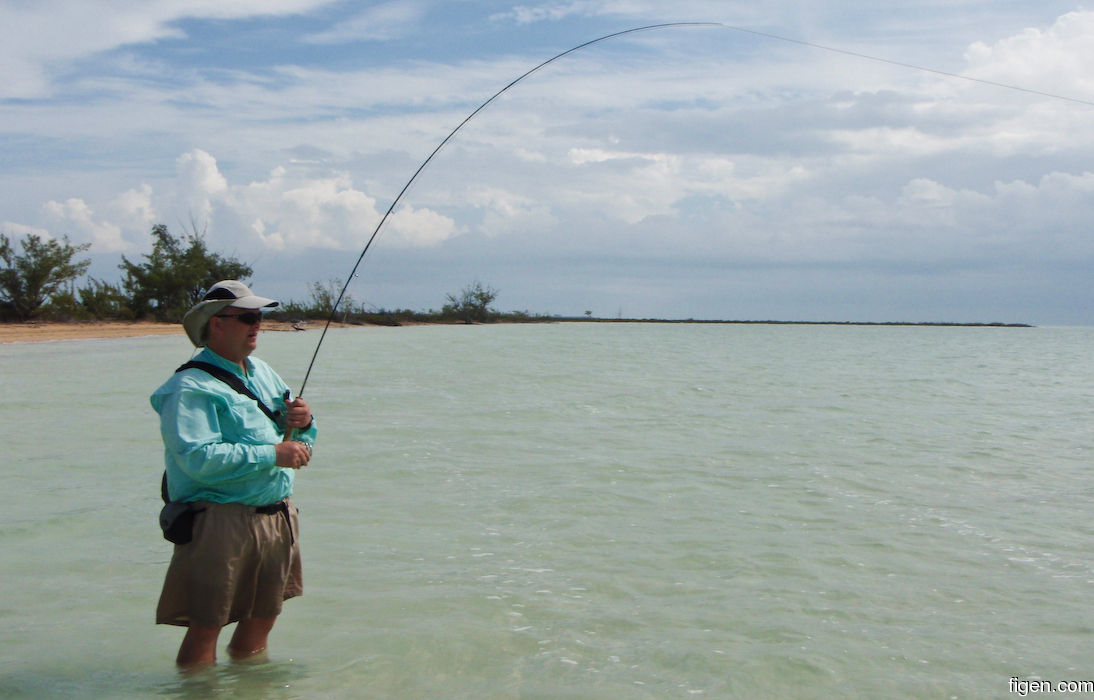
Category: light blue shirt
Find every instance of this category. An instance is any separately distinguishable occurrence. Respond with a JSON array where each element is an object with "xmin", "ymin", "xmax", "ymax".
[{"xmin": 150, "ymin": 347, "xmax": 317, "ymax": 506}]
